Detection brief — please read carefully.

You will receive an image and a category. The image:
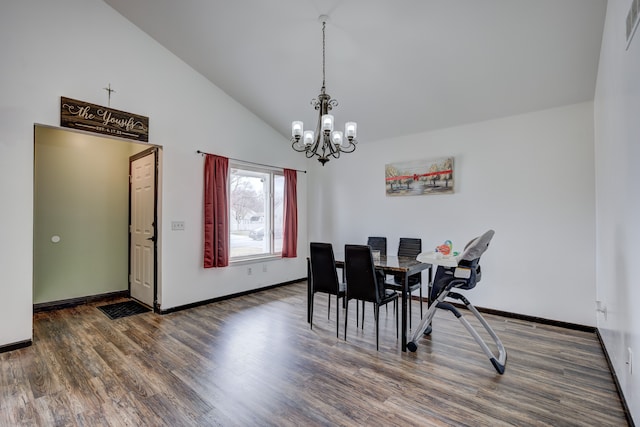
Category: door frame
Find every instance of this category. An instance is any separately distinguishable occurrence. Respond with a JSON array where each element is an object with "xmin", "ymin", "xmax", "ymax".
[{"xmin": 129, "ymin": 146, "xmax": 160, "ymax": 312}]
